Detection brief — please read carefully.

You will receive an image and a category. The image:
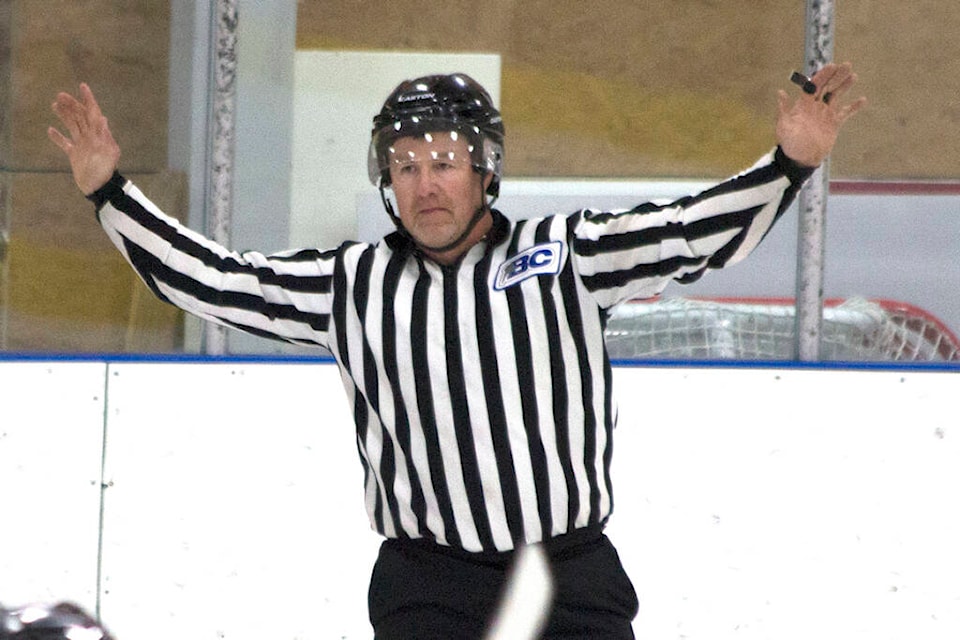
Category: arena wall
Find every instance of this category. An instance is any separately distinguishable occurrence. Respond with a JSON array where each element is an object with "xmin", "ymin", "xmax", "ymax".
[{"xmin": 1, "ymin": 357, "xmax": 957, "ymax": 639}]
